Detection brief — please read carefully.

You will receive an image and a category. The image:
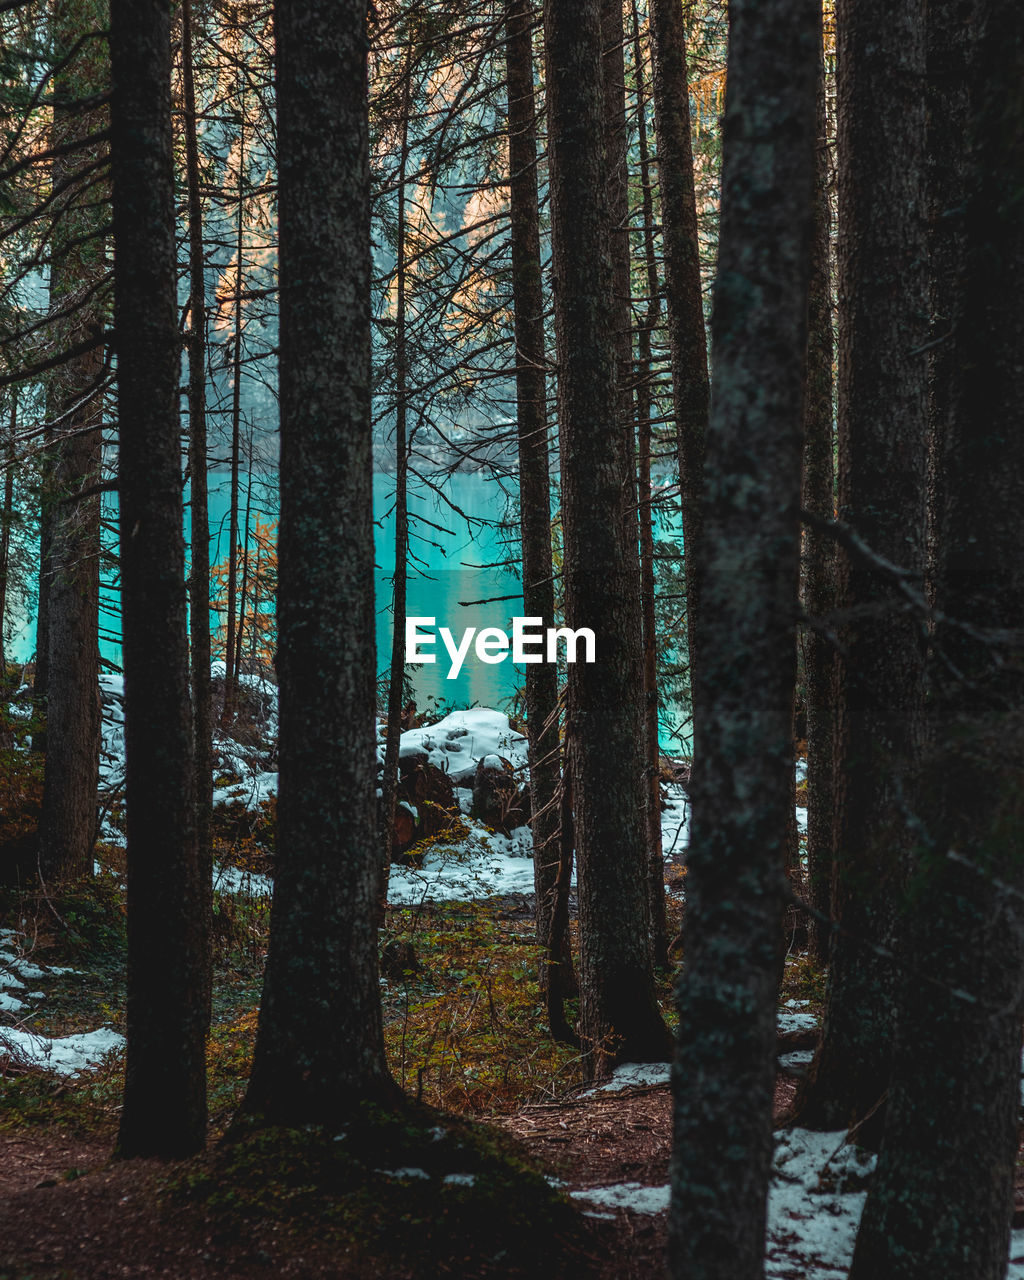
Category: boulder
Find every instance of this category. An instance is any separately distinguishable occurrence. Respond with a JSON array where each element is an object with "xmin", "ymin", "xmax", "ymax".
[
  {"xmin": 398, "ymin": 755, "xmax": 458, "ymax": 841},
  {"xmin": 470, "ymin": 754, "xmax": 527, "ymax": 834}
]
